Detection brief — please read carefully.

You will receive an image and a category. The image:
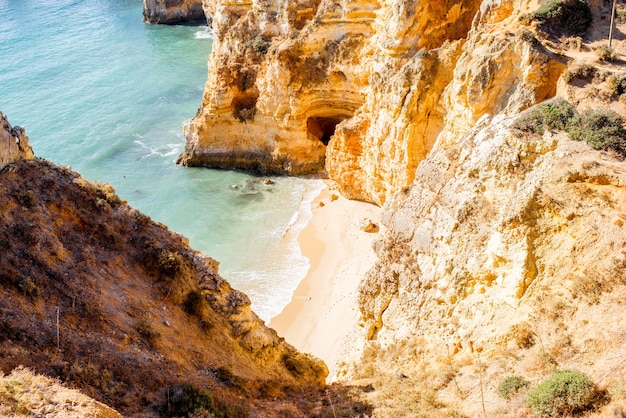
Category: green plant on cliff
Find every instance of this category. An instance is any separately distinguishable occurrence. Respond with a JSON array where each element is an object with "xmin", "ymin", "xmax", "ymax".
[
  {"xmin": 596, "ymin": 44, "xmax": 616, "ymax": 63},
  {"xmin": 568, "ymin": 108, "xmax": 626, "ymax": 157},
  {"xmin": 527, "ymin": 369, "xmax": 597, "ymax": 417},
  {"xmin": 497, "ymin": 375, "xmax": 530, "ymax": 400},
  {"xmin": 513, "ymin": 99, "xmax": 577, "ymax": 134},
  {"xmin": 608, "ymin": 72, "xmax": 626, "ymax": 96},
  {"xmin": 521, "ymin": 0, "xmax": 592, "ymax": 36},
  {"xmin": 246, "ymin": 35, "xmax": 271, "ymax": 56},
  {"xmin": 162, "ymin": 383, "xmax": 248, "ymax": 418}
]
